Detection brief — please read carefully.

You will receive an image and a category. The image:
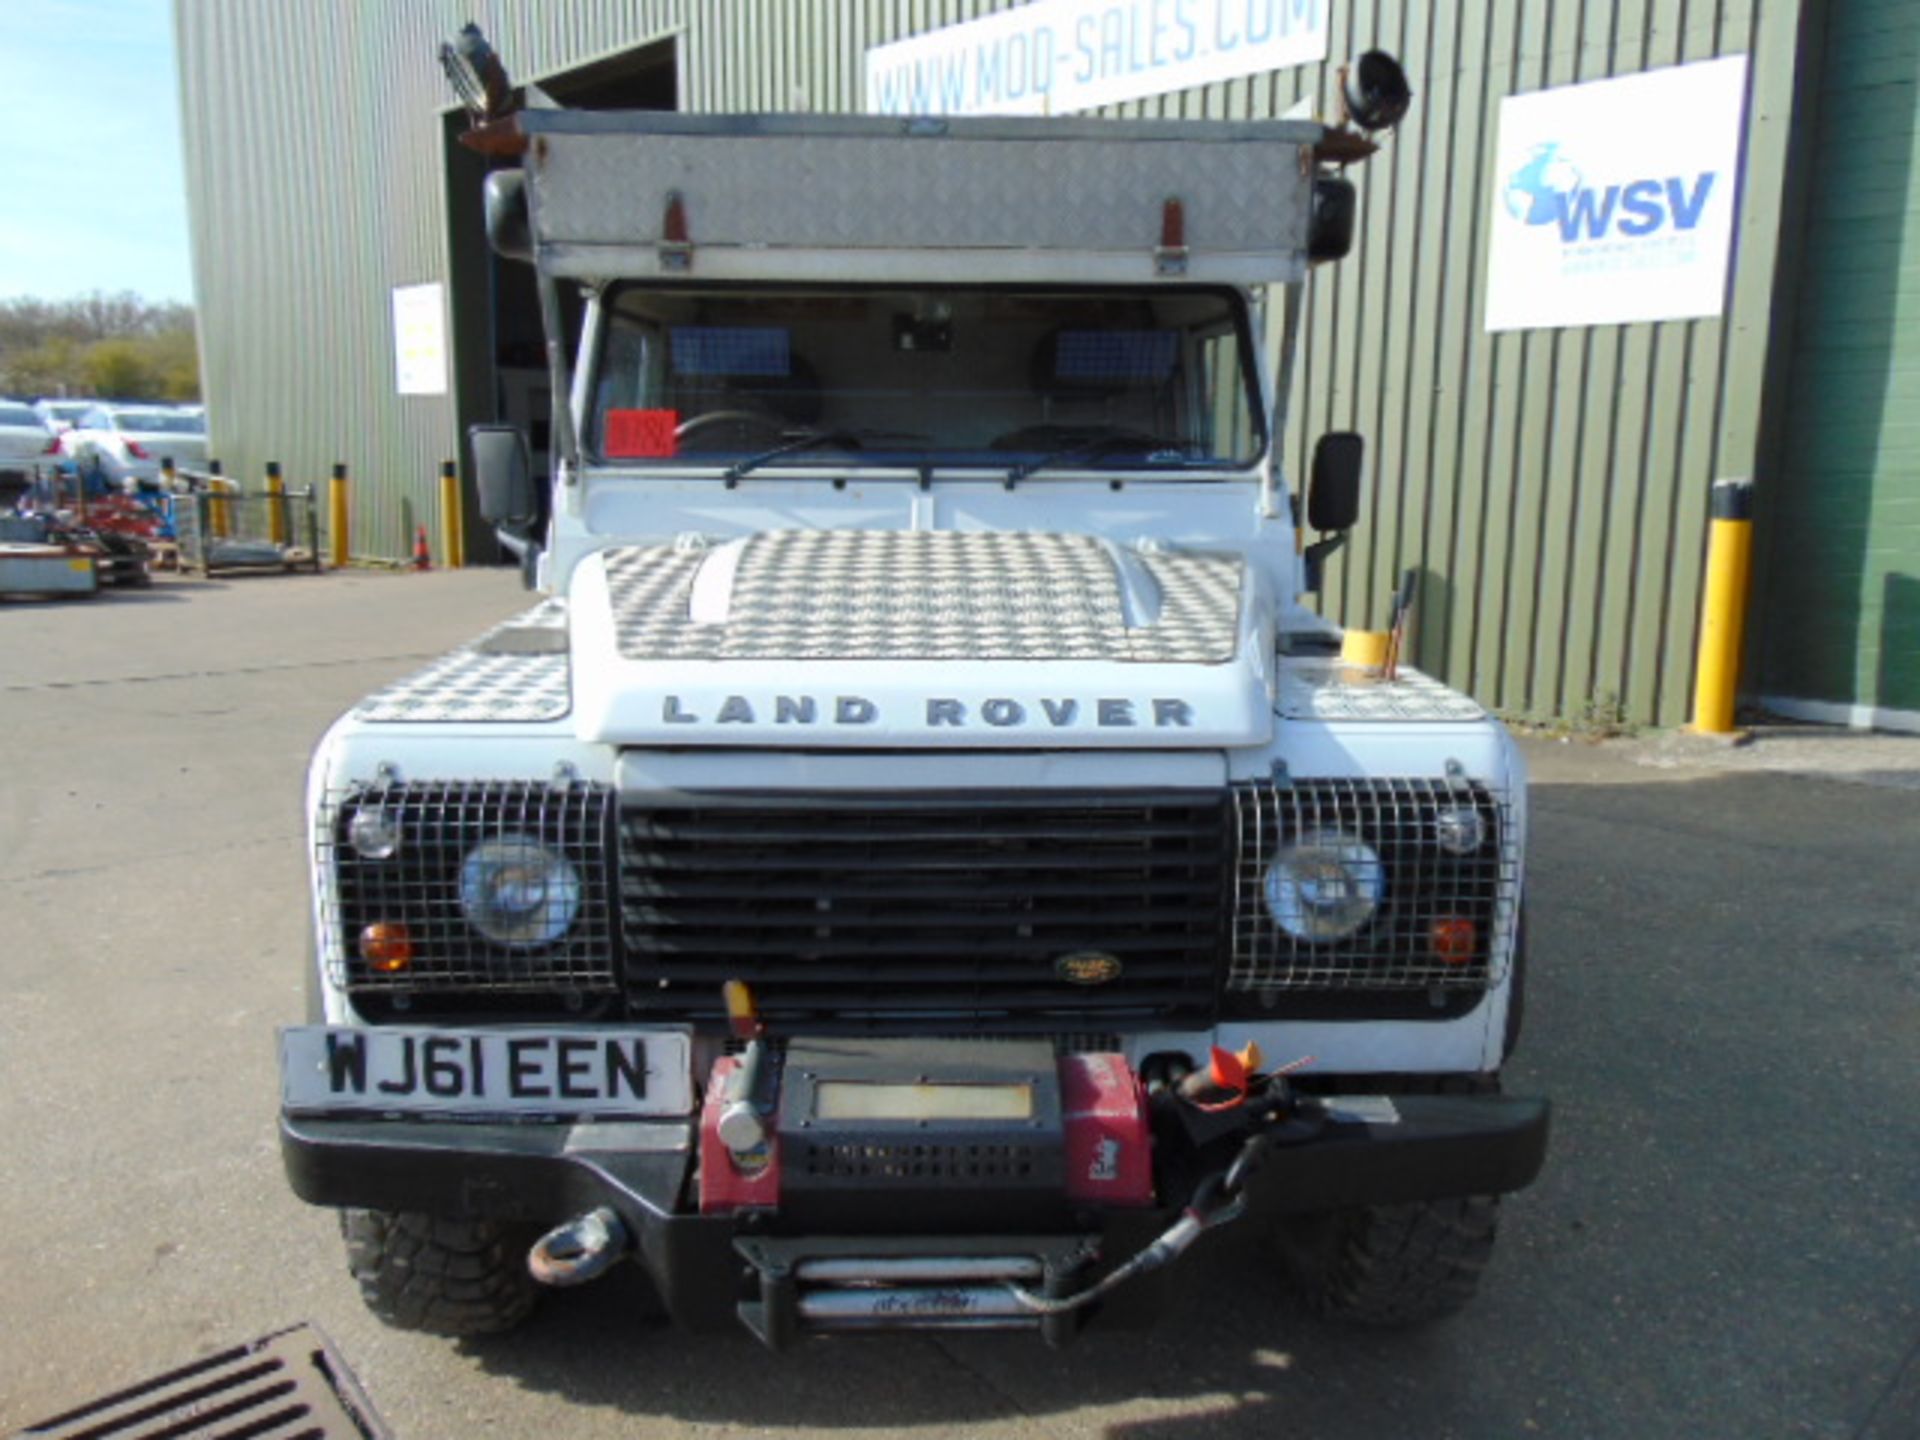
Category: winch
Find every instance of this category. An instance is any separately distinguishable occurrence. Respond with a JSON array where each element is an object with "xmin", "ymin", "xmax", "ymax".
[
  {"xmin": 688, "ymin": 1030, "xmax": 1346, "ymax": 1345},
  {"xmin": 698, "ymin": 1037, "xmax": 1157, "ymax": 1224},
  {"xmin": 696, "ymin": 1034, "xmax": 1175, "ymax": 1344}
]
